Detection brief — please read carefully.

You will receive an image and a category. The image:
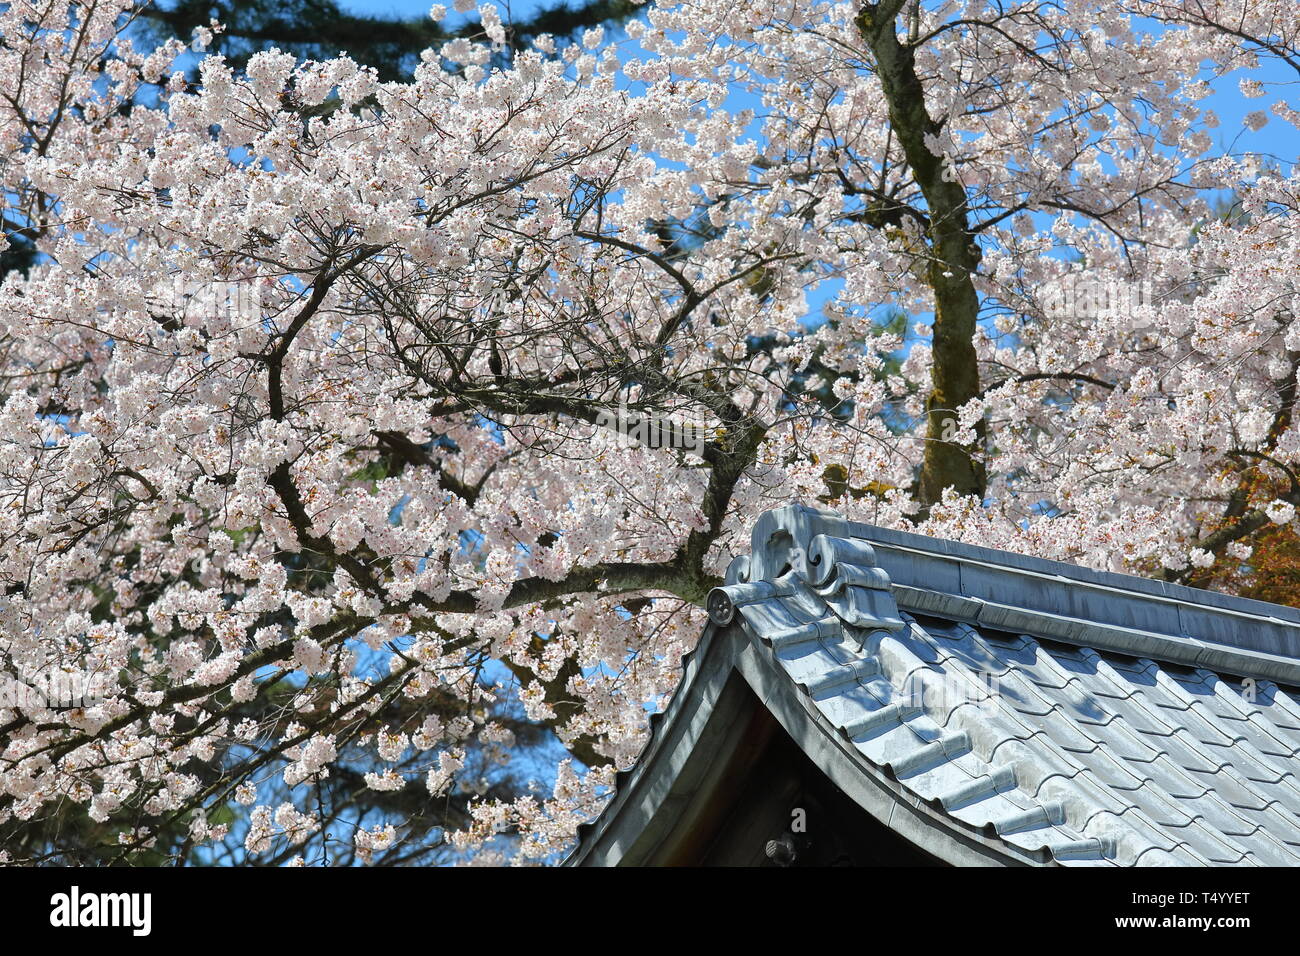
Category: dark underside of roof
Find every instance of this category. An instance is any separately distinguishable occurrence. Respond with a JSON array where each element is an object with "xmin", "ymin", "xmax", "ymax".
[{"xmin": 567, "ymin": 506, "xmax": 1300, "ymax": 867}]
